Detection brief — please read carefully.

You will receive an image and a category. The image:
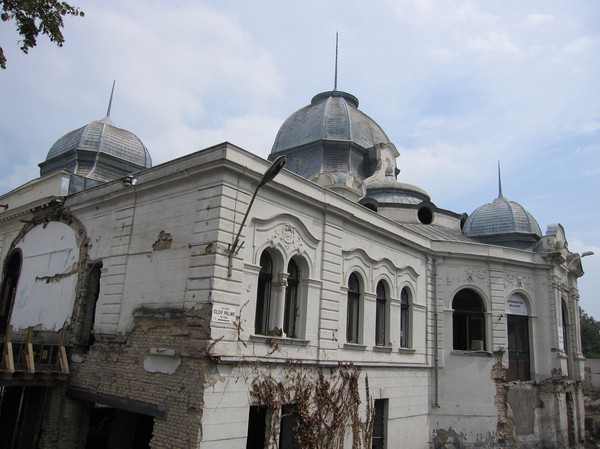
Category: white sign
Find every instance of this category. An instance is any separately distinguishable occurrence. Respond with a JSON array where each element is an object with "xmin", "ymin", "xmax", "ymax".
[
  {"xmin": 211, "ymin": 305, "xmax": 237, "ymax": 324},
  {"xmin": 506, "ymin": 295, "xmax": 528, "ymax": 316}
]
